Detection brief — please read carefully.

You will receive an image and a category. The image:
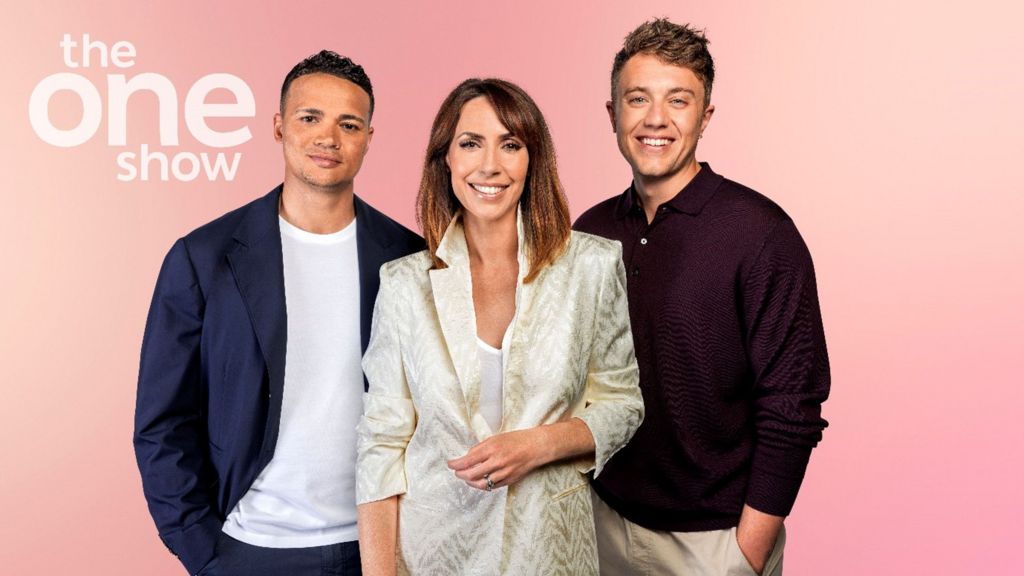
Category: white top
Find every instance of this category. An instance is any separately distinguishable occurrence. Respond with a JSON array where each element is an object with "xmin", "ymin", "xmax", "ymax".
[
  {"xmin": 223, "ymin": 216, "xmax": 362, "ymax": 548},
  {"xmin": 474, "ymin": 309, "xmax": 516, "ymax": 434},
  {"xmin": 476, "ymin": 339, "xmax": 504, "ymax": 432}
]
